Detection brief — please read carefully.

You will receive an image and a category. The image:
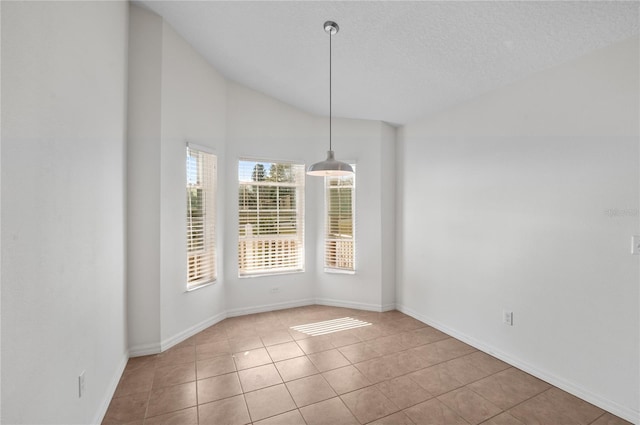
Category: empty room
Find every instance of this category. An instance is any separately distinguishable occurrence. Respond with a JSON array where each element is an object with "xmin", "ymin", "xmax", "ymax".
[{"xmin": 1, "ymin": 1, "xmax": 638, "ymax": 424}]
